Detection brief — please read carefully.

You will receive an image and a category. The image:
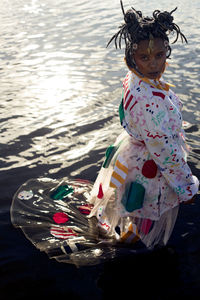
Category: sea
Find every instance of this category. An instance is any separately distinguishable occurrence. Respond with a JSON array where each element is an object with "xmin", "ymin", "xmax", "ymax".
[{"xmin": 0, "ymin": 0, "xmax": 200, "ymax": 299}]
